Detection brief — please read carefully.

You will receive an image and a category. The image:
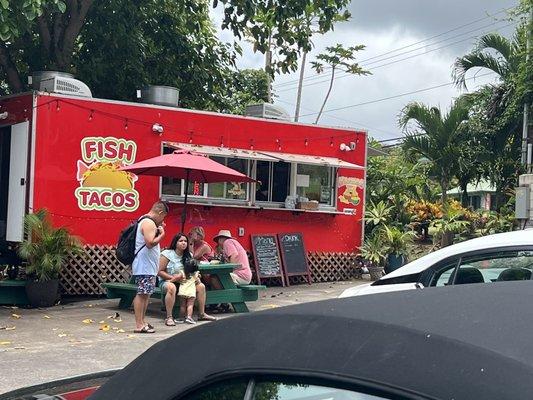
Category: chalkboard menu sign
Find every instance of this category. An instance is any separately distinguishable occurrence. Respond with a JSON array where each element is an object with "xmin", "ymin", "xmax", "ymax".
[
  {"xmin": 278, "ymin": 232, "xmax": 312, "ymax": 284},
  {"xmin": 251, "ymin": 234, "xmax": 286, "ymax": 286}
]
